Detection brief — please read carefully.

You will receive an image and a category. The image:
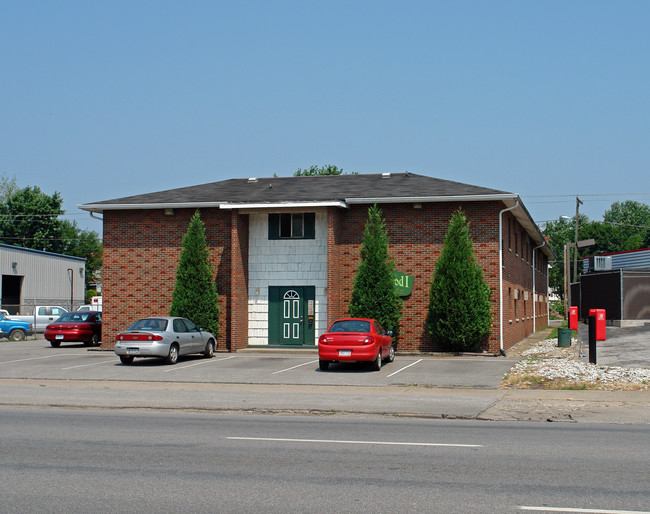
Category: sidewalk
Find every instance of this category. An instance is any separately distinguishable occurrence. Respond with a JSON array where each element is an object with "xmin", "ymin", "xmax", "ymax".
[{"xmin": 1, "ymin": 377, "xmax": 649, "ymax": 424}]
